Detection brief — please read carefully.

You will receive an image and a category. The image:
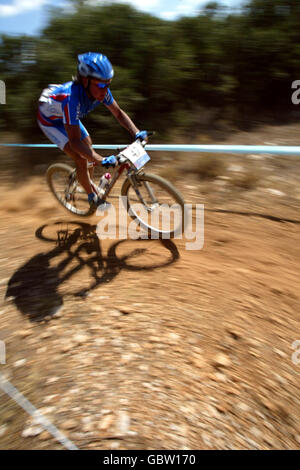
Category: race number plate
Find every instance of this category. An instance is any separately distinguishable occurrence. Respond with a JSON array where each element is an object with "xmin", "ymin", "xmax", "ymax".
[{"xmin": 121, "ymin": 141, "xmax": 150, "ymax": 169}]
